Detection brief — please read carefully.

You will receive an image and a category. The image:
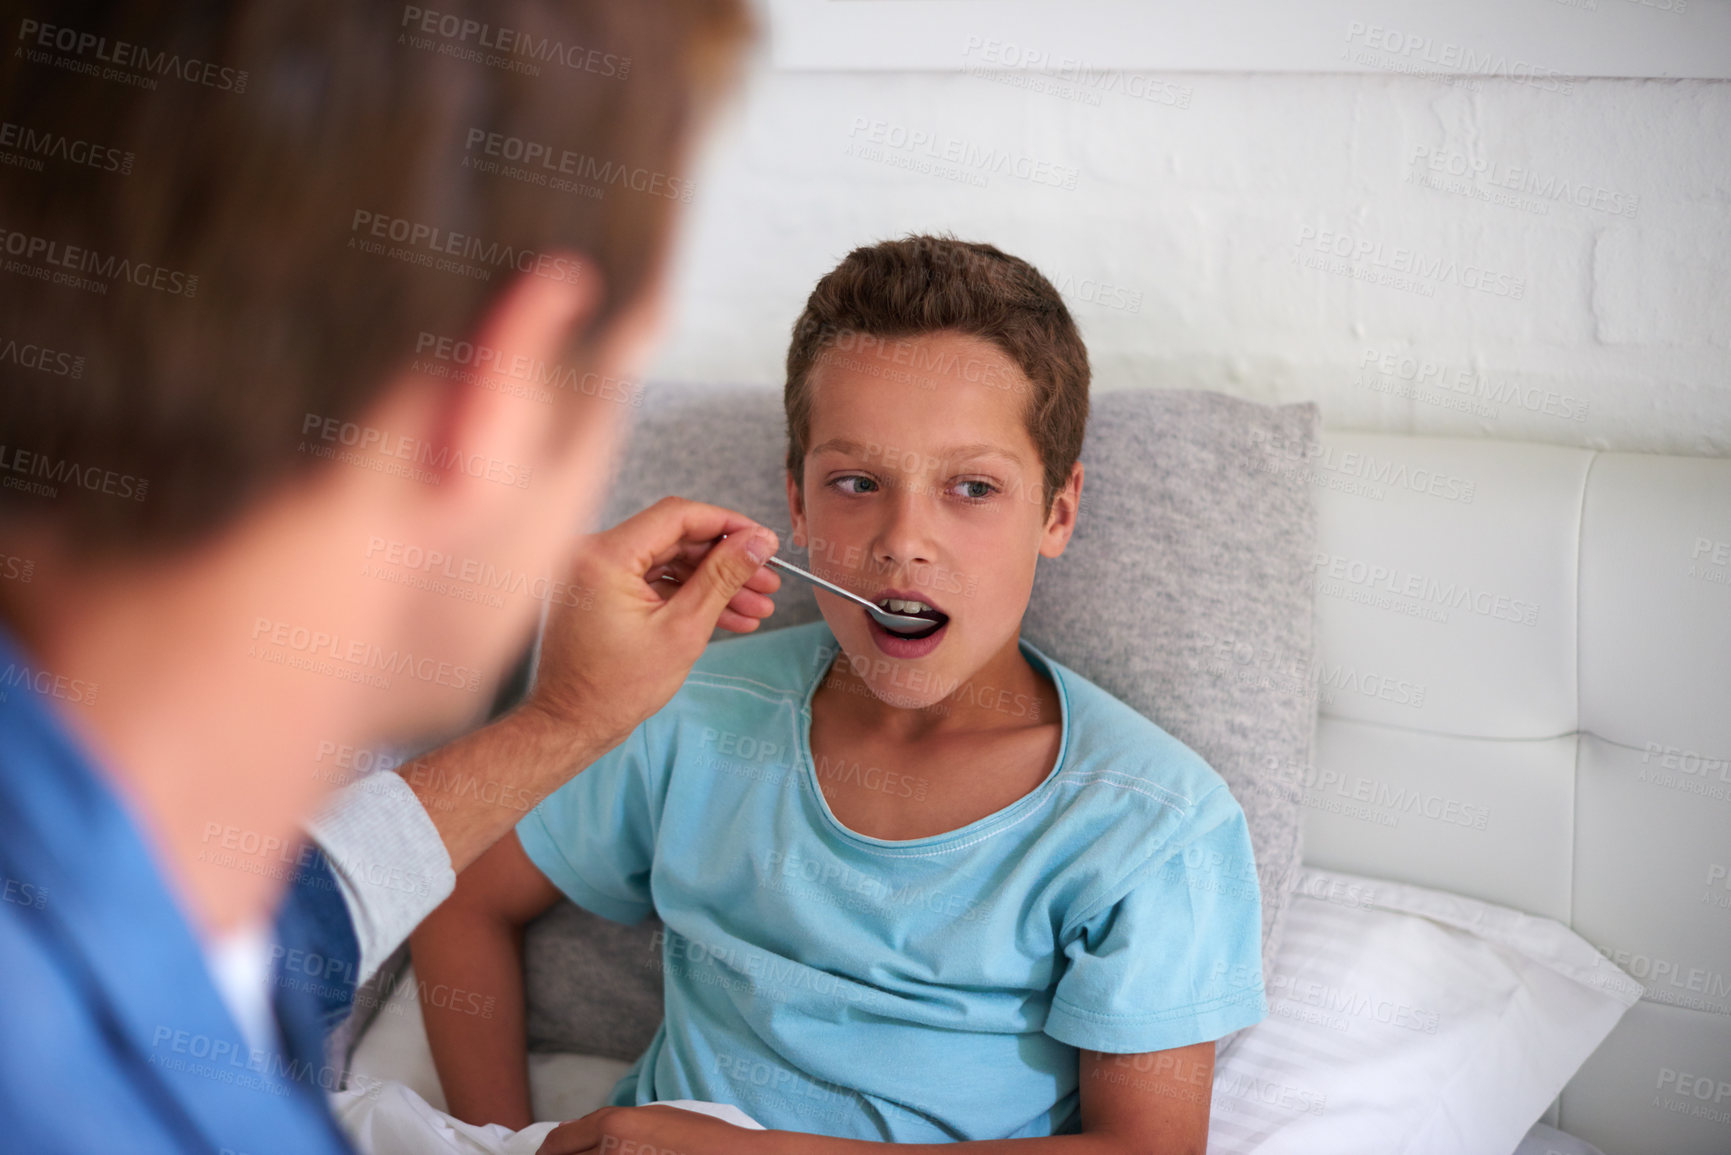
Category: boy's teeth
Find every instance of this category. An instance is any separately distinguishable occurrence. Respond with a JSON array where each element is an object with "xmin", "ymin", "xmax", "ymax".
[{"xmin": 878, "ymin": 598, "xmax": 932, "ymax": 614}]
